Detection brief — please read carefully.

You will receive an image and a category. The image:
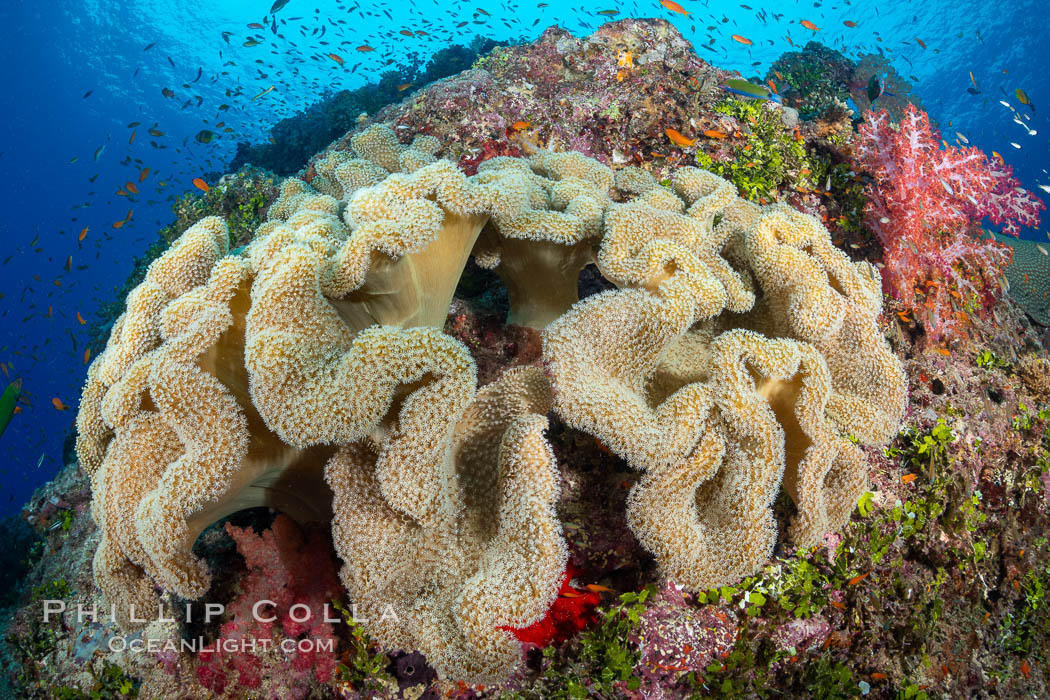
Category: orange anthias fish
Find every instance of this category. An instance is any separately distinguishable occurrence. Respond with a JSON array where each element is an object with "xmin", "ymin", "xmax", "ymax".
[
  {"xmin": 510, "ymin": 121, "xmax": 531, "ymax": 131},
  {"xmin": 399, "ymin": 29, "xmax": 414, "ymax": 37},
  {"xmin": 659, "ymin": 0, "xmax": 689, "ymax": 15},
  {"xmin": 801, "ymin": 19, "xmax": 819, "ymax": 31},
  {"xmin": 192, "ymin": 178, "xmax": 210, "ymax": 192},
  {"xmin": 397, "ymin": 83, "xmax": 413, "ymax": 91},
  {"xmin": 915, "ymin": 37, "xmax": 927, "ymax": 48},
  {"xmin": 51, "ymin": 397, "xmax": 68, "ymax": 411},
  {"xmin": 83, "ymin": 348, "xmax": 91, "ymax": 365},
  {"xmin": 139, "ymin": 167, "xmax": 150, "ymax": 182},
  {"xmin": 125, "ymin": 182, "xmax": 139, "ymax": 195},
  {"xmin": 356, "ymin": 45, "xmax": 375, "ymax": 52},
  {"xmin": 128, "ymin": 129, "xmax": 137, "ymax": 145},
  {"xmin": 731, "ymin": 34, "xmax": 753, "ymax": 45},
  {"xmin": 76, "ymin": 311, "xmax": 86, "ymax": 325},
  {"xmin": 843, "ymin": 20, "xmax": 858, "ymax": 27},
  {"xmin": 328, "ymin": 53, "xmax": 345, "ymax": 65},
  {"xmin": 78, "ymin": 226, "xmax": 88, "ymax": 241},
  {"xmin": 703, "ymin": 129, "xmax": 728, "ymax": 139},
  {"xmin": 665, "ymin": 128, "xmax": 697, "ymax": 147},
  {"xmin": 901, "ymin": 473, "xmax": 918, "ymax": 484},
  {"xmin": 585, "ymin": 584, "xmax": 616, "ymax": 594}
]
